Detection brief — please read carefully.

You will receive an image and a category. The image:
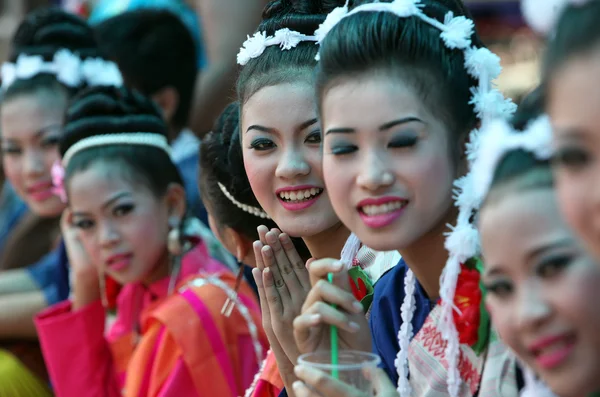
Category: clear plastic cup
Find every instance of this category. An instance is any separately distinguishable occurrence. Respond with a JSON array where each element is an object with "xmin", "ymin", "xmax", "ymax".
[{"xmin": 297, "ymin": 350, "xmax": 382, "ymax": 395}]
